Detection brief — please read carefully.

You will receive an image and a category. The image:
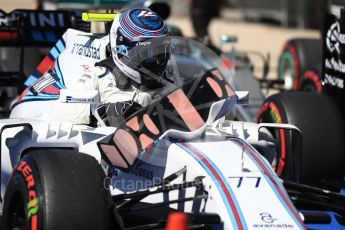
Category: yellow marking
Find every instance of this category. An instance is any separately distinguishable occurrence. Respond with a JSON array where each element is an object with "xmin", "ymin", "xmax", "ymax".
[{"xmin": 82, "ymin": 12, "xmax": 117, "ymax": 22}]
